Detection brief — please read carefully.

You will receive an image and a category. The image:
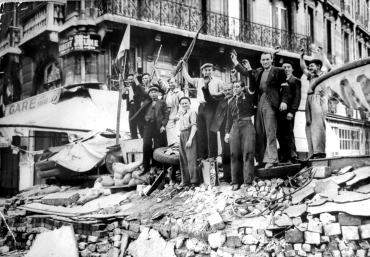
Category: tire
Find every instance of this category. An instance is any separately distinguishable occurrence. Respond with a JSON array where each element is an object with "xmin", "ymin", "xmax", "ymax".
[{"xmin": 153, "ymin": 147, "xmax": 179, "ymax": 165}]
